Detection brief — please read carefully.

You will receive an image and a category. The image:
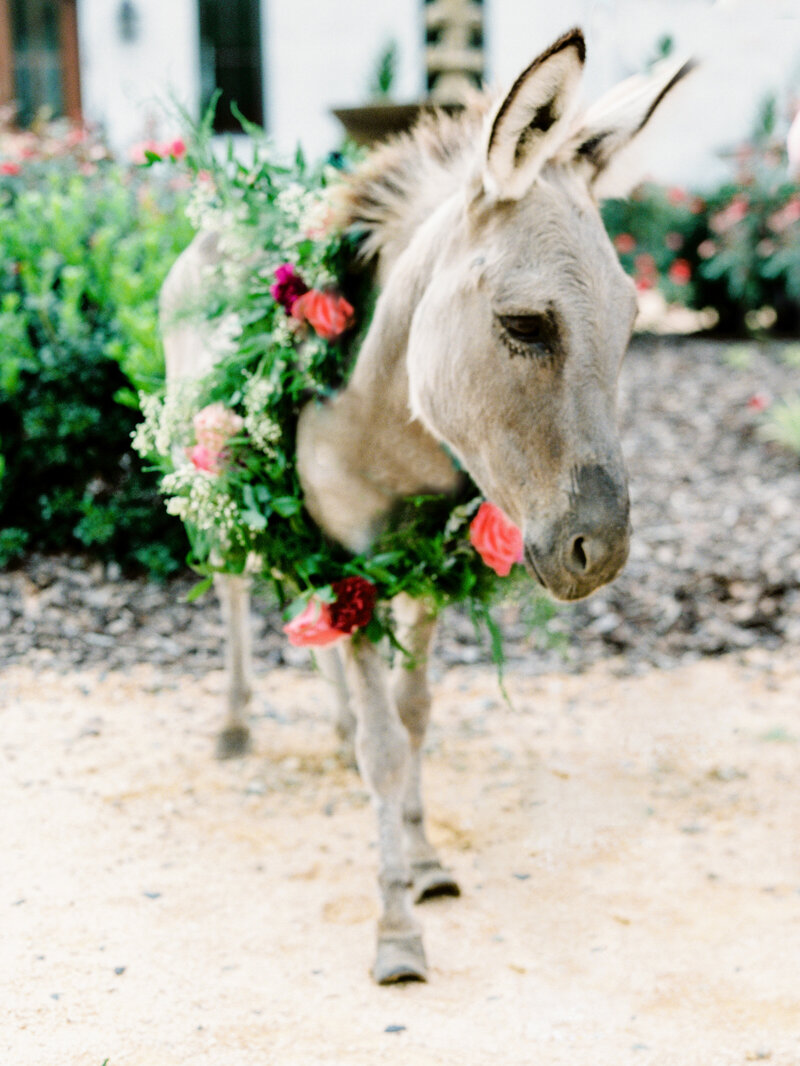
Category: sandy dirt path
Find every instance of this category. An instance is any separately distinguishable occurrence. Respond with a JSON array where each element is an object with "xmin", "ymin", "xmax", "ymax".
[{"xmin": 2, "ymin": 653, "xmax": 799, "ymax": 1066}]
